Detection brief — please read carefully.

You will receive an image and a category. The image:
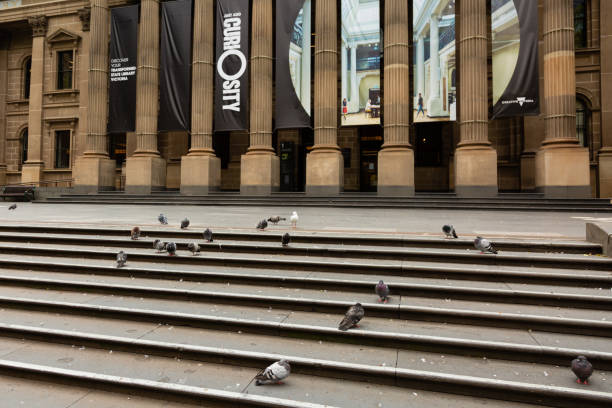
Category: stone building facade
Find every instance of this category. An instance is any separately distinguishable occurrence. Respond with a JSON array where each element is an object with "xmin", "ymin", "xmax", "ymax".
[{"xmin": 0, "ymin": 0, "xmax": 609, "ymax": 197}]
